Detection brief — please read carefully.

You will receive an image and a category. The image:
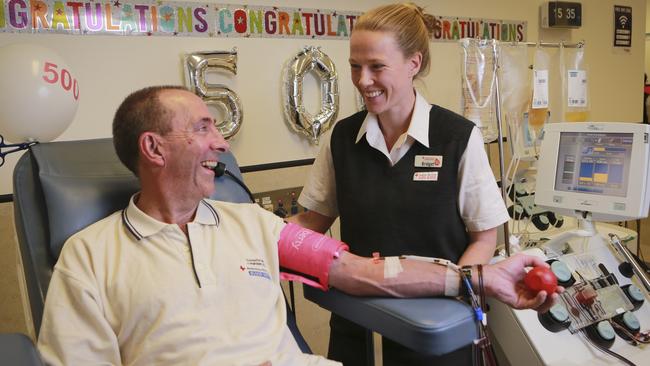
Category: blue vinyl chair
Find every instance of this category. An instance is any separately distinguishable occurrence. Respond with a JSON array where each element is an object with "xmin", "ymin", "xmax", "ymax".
[
  {"xmin": 303, "ymin": 286, "xmax": 478, "ymax": 364},
  {"xmin": 9, "ymin": 138, "xmax": 309, "ymax": 363}
]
